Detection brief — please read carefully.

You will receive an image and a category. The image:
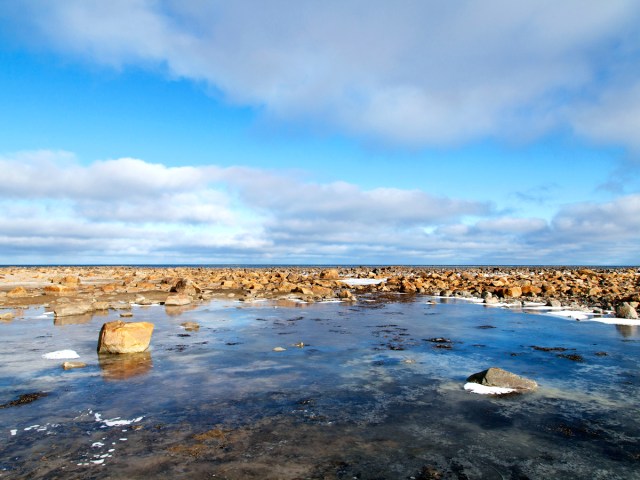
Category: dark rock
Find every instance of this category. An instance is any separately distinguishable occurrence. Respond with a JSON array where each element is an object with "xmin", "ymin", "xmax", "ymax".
[
  {"xmin": 466, "ymin": 367, "xmax": 537, "ymax": 391},
  {"xmin": 0, "ymin": 392, "xmax": 49, "ymax": 409}
]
